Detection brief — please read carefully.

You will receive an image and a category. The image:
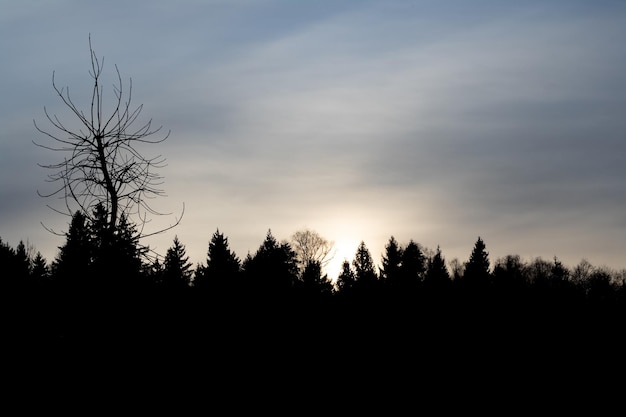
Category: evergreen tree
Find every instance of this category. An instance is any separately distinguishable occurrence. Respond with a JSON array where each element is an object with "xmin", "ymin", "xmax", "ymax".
[
  {"xmin": 300, "ymin": 259, "xmax": 334, "ymax": 298},
  {"xmin": 352, "ymin": 241, "xmax": 379, "ymax": 293},
  {"xmin": 0, "ymin": 238, "xmax": 18, "ymax": 290},
  {"xmin": 424, "ymin": 245, "xmax": 451, "ymax": 290},
  {"xmin": 145, "ymin": 257, "xmax": 165, "ymax": 287},
  {"xmin": 548, "ymin": 256, "xmax": 578, "ymax": 305},
  {"xmin": 335, "ymin": 259, "xmax": 356, "ymax": 295},
  {"xmin": 399, "ymin": 239, "xmax": 426, "ymax": 290},
  {"xmin": 462, "ymin": 237, "xmax": 491, "ymax": 289},
  {"xmin": 14, "ymin": 241, "xmax": 32, "ymax": 283},
  {"xmin": 112, "ymin": 213, "xmax": 146, "ymax": 287},
  {"xmin": 89, "ymin": 204, "xmax": 144, "ymax": 288},
  {"xmin": 163, "ymin": 236, "xmax": 193, "ymax": 289},
  {"xmin": 550, "ymin": 256, "xmax": 569, "ymax": 282},
  {"xmin": 242, "ymin": 229, "xmax": 299, "ymax": 296},
  {"xmin": 194, "ymin": 229, "xmax": 241, "ymax": 292},
  {"xmin": 380, "ymin": 236, "xmax": 403, "ymax": 287},
  {"xmin": 30, "ymin": 252, "xmax": 50, "ymax": 287},
  {"xmin": 51, "ymin": 211, "xmax": 92, "ymax": 289},
  {"xmin": 89, "ymin": 203, "xmax": 114, "ymax": 263}
]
